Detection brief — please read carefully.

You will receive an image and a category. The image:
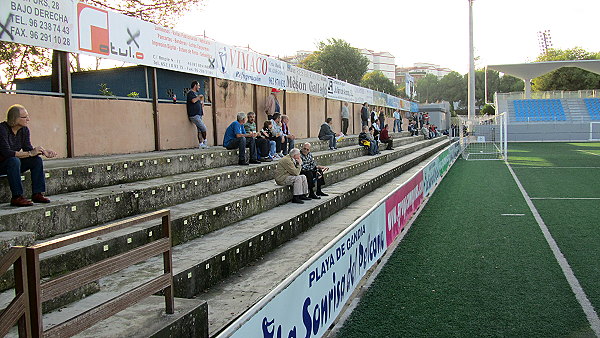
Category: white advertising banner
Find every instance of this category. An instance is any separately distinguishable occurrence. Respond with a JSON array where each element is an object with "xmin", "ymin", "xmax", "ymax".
[
  {"xmin": 214, "ymin": 42, "xmax": 286, "ymax": 88},
  {"xmin": 326, "ymin": 77, "xmax": 354, "ymax": 102},
  {"xmin": 228, "ymin": 204, "xmax": 387, "ymax": 338},
  {"xmin": 76, "ymin": 3, "xmax": 216, "ymax": 77},
  {"xmin": 286, "ymin": 64, "xmax": 328, "ymax": 97},
  {"xmin": 351, "ymin": 84, "xmax": 373, "ymax": 105},
  {"xmin": 0, "ymin": 0, "xmax": 77, "ymax": 50}
]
